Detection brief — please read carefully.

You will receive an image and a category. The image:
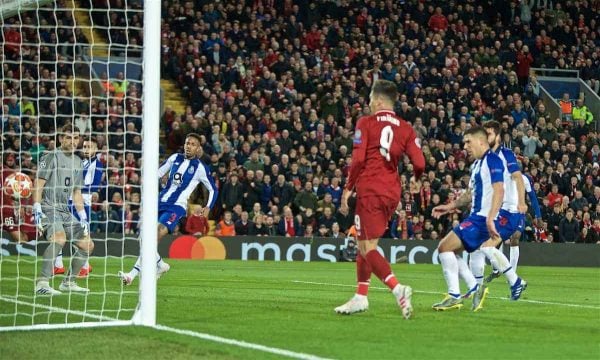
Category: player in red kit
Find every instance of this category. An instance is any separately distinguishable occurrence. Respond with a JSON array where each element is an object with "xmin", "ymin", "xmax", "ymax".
[
  {"xmin": 1, "ymin": 190, "xmax": 35, "ymax": 243},
  {"xmin": 335, "ymin": 79, "xmax": 425, "ymax": 318}
]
